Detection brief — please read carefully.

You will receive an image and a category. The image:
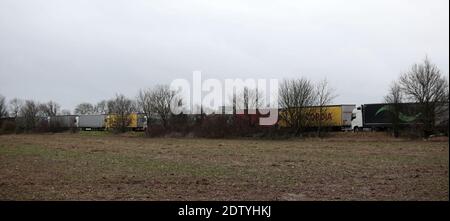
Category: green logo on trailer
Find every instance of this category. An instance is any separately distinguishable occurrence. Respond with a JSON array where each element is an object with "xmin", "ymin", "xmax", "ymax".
[{"xmin": 375, "ymin": 105, "xmax": 421, "ymax": 122}]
